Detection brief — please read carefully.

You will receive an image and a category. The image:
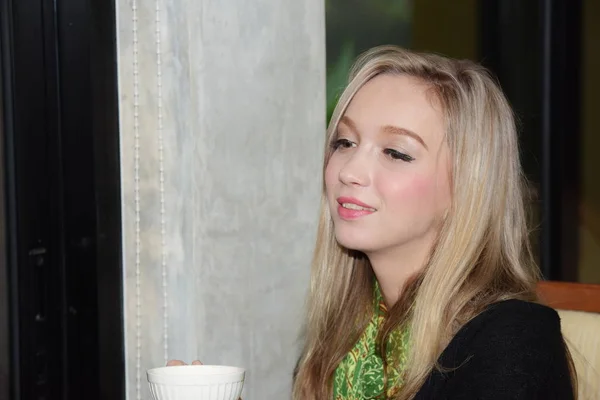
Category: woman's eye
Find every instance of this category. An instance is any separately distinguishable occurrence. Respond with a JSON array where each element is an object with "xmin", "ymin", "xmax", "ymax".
[
  {"xmin": 384, "ymin": 148, "xmax": 415, "ymax": 162},
  {"xmin": 331, "ymin": 138, "xmax": 355, "ymax": 150}
]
